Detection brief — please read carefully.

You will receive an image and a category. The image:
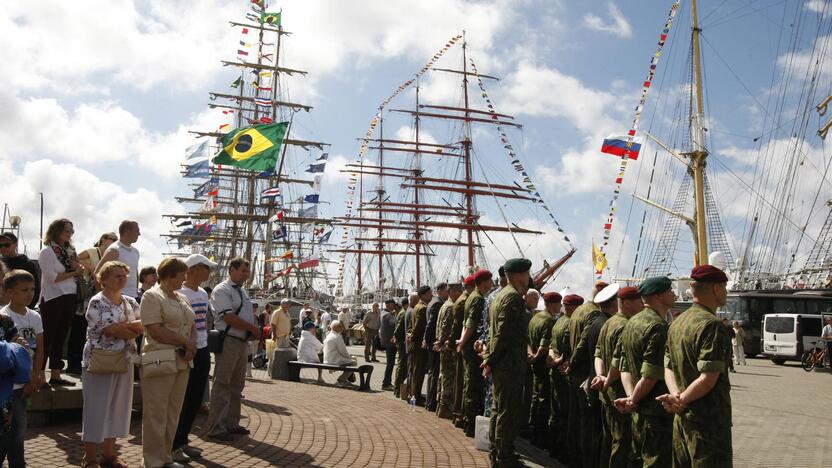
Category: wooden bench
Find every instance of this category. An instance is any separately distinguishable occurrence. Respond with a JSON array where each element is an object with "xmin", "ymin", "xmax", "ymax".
[{"xmin": 287, "ymin": 361, "xmax": 374, "ymax": 391}]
